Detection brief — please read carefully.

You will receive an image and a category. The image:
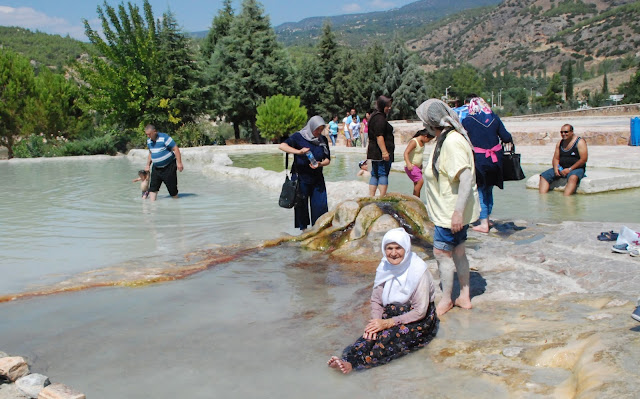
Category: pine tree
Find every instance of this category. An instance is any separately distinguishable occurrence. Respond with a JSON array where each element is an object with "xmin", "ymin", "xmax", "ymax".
[
  {"xmin": 153, "ymin": 10, "xmax": 206, "ymax": 130},
  {"xmin": 316, "ymin": 22, "xmax": 341, "ymax": 117},
  {"xmin": 207, "ymin": 0, "xmax": 296, "ymax": 142},
  {"xmin": 602, "ymin": 72, "xmax": 609, "ymax": 94},
  {"xmin": 566, "ymin": 62, "xmax": 574, "ymax": 100},
  {"xmin": 392, "ymin": 61, "xmax": 429, "ymax": 120},
  {"xmin": 381, "ymin": 41, "xmax": 407, "ymax": 99},
  {"xmin": 201, "ymin": 0, "xmax": 234, "ymax": 60},
  {"xmin": 297, "ymin": 57, "xmax": 326, "ymax": 117}
]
